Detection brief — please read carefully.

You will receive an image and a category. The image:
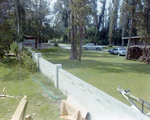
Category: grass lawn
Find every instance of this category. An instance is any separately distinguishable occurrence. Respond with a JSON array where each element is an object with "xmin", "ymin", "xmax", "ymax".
[
  {"xmin": 0, "ymin": 62, "xmax": 64, "ymax": 120},
  {"xmin": 41, "ymin": 47, "xmax": 150, "ymax": 114}
]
